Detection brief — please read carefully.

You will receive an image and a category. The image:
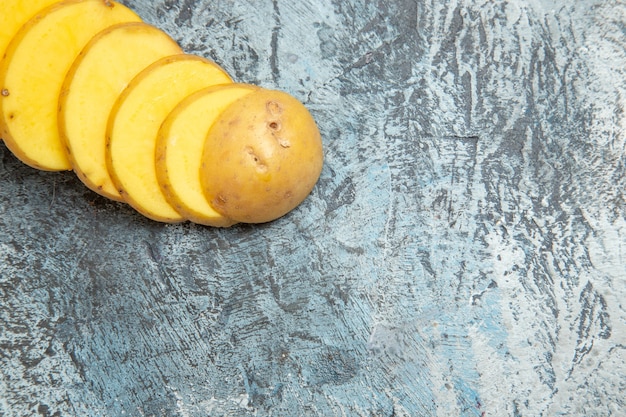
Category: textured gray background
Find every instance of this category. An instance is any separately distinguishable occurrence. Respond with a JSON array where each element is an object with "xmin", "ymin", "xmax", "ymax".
[{"xmin": 1, "ymin": 0, "xmax": 625, "ymax": 416}]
